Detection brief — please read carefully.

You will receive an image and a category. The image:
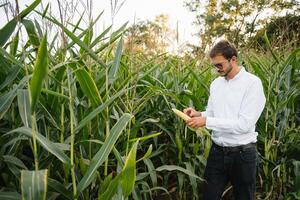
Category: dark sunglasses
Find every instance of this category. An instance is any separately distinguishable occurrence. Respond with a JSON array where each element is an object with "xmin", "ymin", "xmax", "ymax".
[{"xmin": 212, "ymin": 58, "xmax": 232, "ymax": 69}]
